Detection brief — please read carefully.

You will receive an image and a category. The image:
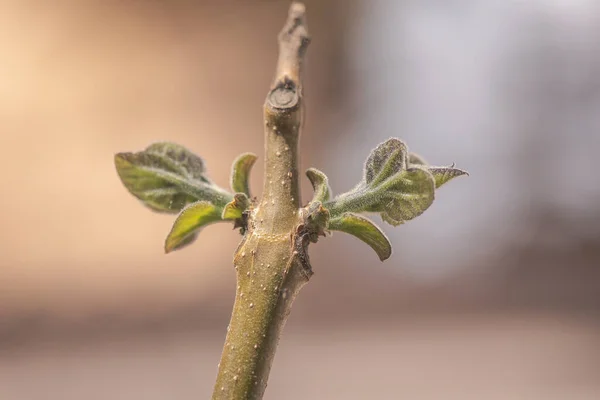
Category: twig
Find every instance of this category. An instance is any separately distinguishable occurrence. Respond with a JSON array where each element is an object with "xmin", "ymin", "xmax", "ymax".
[{"xmin": 211, "ymin": 4, "xmax": 311, "ymax": 399}]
